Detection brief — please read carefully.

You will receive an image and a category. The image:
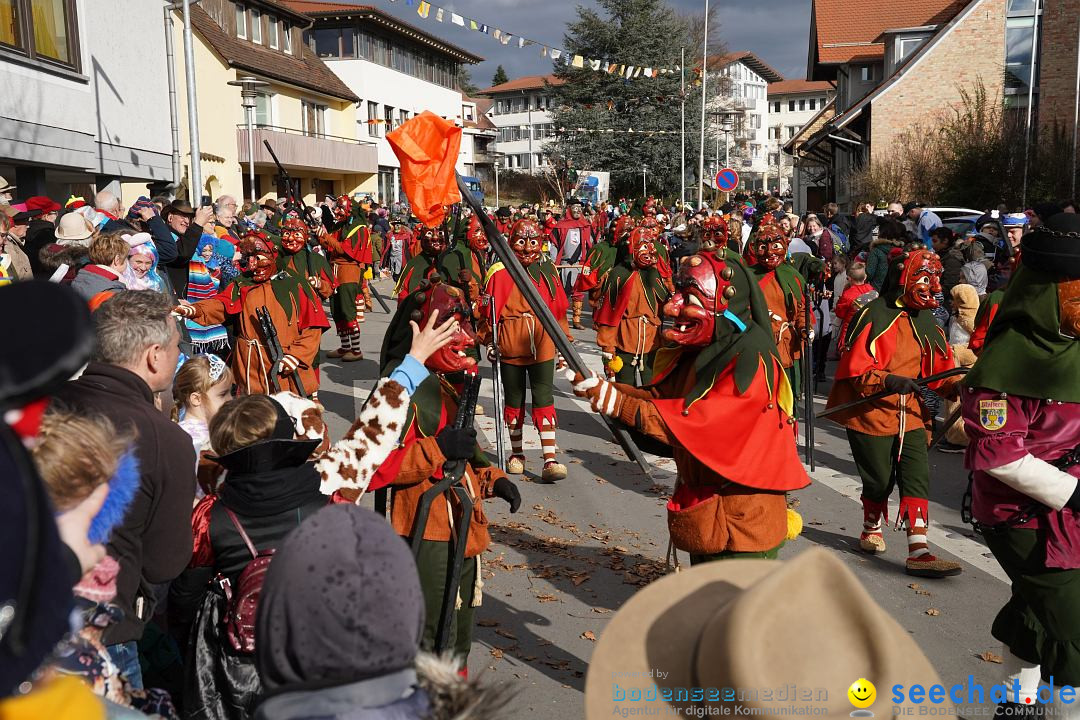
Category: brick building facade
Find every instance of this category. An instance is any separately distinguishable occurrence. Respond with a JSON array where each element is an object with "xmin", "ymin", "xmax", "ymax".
[
  {"xmin": 1038, "ymin": 0, "xmax": 1080, "ymax": 134},
  {"xmin": 870, "ymin": 0, "xmax": 1007, "ymax": 152}
]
